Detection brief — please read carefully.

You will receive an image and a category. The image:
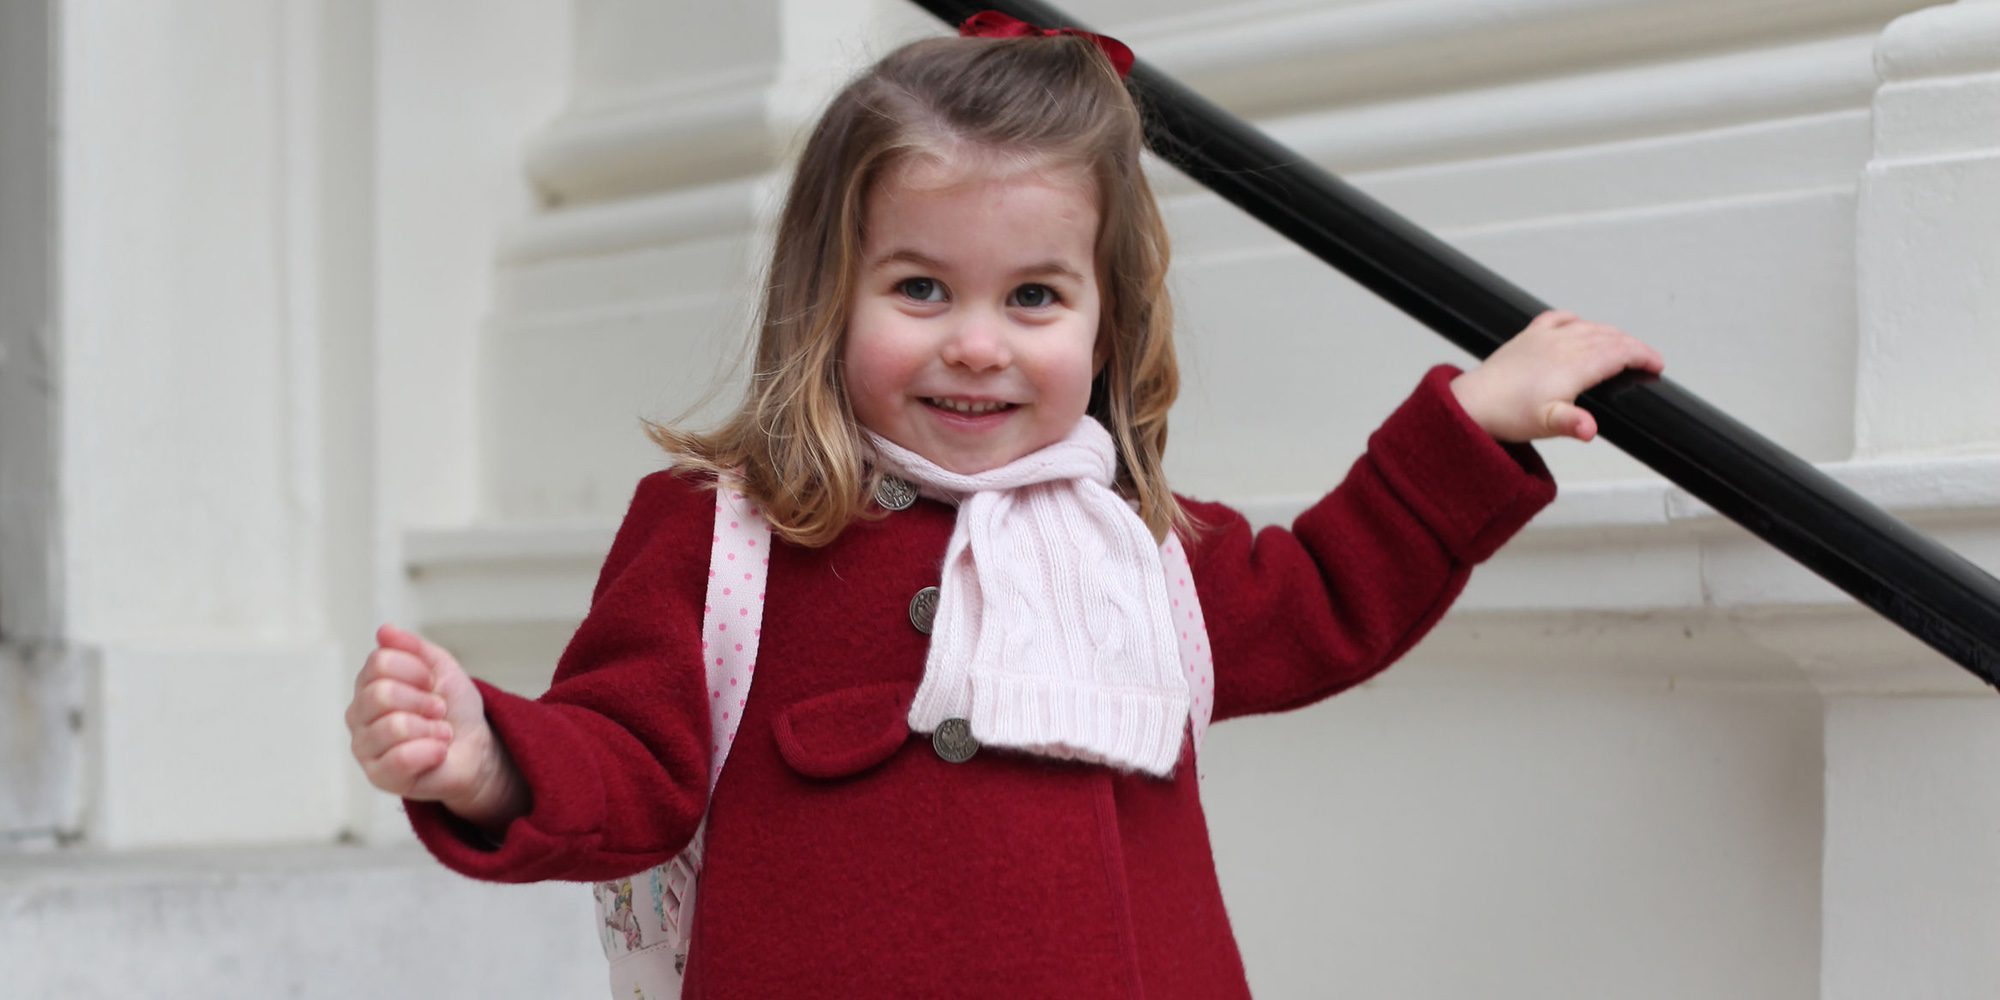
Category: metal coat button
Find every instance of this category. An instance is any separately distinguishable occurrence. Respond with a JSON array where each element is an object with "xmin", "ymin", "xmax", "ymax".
[
  {"xmin": 932, "ymin": 718, "xmax": 979, "ymax": 763},
  {"xmin": 874, "ymin": 475, "xmax": 917, "ymax": 511},
  {"xmin": 908, "ymin": 586, "xmax": 940, "ymax": 635}
]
